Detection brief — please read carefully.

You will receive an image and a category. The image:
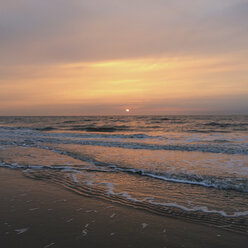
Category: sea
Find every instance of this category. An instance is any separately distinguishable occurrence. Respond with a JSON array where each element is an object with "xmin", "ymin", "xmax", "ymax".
[{"xmin": 0, "ymin": 115, "xmax": 247, "ymax": 233}]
